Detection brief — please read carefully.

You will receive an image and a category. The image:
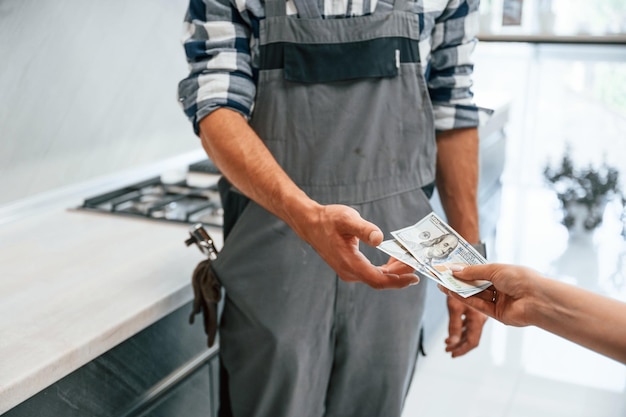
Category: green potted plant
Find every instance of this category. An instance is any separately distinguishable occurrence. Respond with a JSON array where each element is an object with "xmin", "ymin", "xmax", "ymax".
[{"xmin": 543, "ymin": 145, "xmax": 625, "ymax": 233}]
